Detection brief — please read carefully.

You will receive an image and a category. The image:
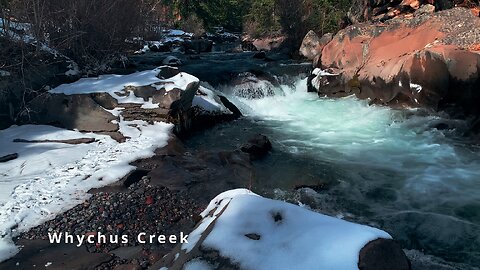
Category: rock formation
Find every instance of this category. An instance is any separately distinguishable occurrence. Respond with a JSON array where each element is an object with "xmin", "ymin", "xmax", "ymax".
[{"xmin": 307, "ymin": 7, "xmax": 480, "ymax": 114}]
